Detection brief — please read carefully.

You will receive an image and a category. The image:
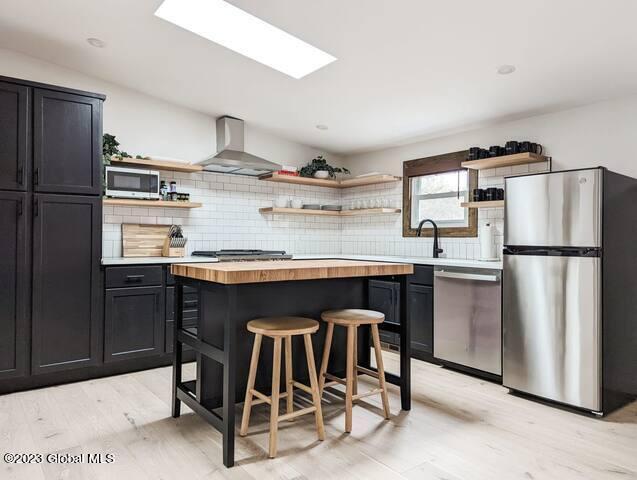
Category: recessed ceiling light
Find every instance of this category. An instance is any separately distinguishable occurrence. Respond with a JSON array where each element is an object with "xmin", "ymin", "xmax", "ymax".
[
  {"xmin": 497, "ymin": 64, "xmax": 516, "ymax": 75},
  {"xmin": 86, "ymin": 37, "xmax": 106, "ymax": 48},
  {"xmin": 316, "ymin": 124, "xmax": 328, "ymax": 130},
  {"xmin": 155, "ymin": 0, "xmax": 337, "ymax": 79}
]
